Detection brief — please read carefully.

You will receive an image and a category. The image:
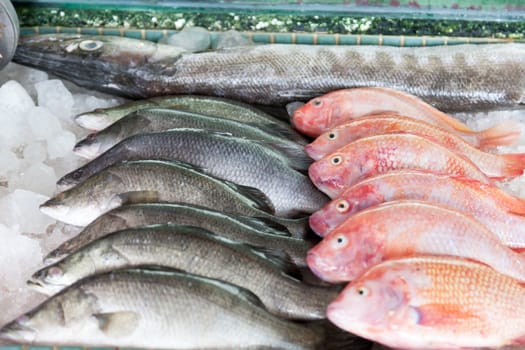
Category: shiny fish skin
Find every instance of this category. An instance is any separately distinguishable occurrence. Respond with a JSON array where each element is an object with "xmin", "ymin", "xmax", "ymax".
[
  {"xmin": 305, "ymin": 115, "xmax": 525, "ymax": 179},
  {"xmin": 309, "ymin": 170, "xmax": 525, "ymax": 247},
  {"xmin": 58, "ymin": 129, "xmax": 325, "ymax": 217},
  {"xmin": 292, "ymin": 87, "xmax": 522, "ymax": 143},
  {"xmin": 74, "ymin": 95, "xmax": 304, "ymax": 141},
  {"xmin": 74, "ymin": 108, "xmax": 308, "ymax": 164},
  {"xmin": 0, "ymin": 270, "xmax": 351, "ymax": 349},
  {"xmin": 41, "ymin": 160, "xmax": 308, "ymax": 237},
  {"xmin": 13, "ymin": 34, "xmax": 525, "ymax": 110},
  {"xmin": 307, "ymin": 200, "xmax": 525, "ymax": 283},
  {"xmin": 31, "ymin": 224, "xmax": 335, "ymax": 320},
  {"xmin": 327, "ymin": 256, "xmax": 525, "ymax": 349},
  {"xmin": 45, "ymin": 203, "xmax": 311, "ymax": 268},
  {"xmin": 309, "ymin": 134, "xmax": 490, "ymax": 198}
]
